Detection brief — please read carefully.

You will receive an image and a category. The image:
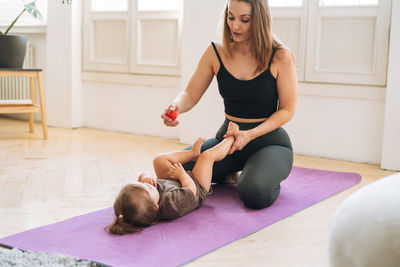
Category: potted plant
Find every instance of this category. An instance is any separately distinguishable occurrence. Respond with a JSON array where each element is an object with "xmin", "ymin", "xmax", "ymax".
[{"xmin": 0, "ymin": 0, "xmax": 71, "ymax": 68}]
